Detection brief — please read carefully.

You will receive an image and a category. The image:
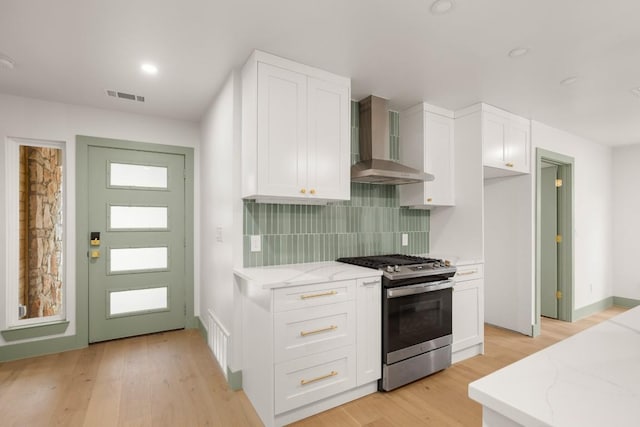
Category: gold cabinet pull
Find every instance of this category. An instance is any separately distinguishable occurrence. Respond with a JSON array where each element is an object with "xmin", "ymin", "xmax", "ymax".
[
  {"xmin": 310, "ymin": 189, "xmax": 316, "ymax": 195},
  {"xmin": 457, "ymin": 270, "xmax": 478, "ymax": 276},
  {"xmin": 300, "ymin": 188, "xmax": 306, "ymax": 194},
  {"xmin": 426, "ymin": 198, "xmax": 433, "ymax": 202},
  {"xmin": 505, "ymin": 162, "xmax": 514, "ymax": 168},
  {"xmin": 300, "ymin": 325, "xmax": 337, "ymax": 337},
  {"xmin": 300, "ymin": 290, "xmax": 337, "ymax": 300},
  {"xmin": 300, "ymin": 371, "xmax": 338, "ymax": 386}
]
